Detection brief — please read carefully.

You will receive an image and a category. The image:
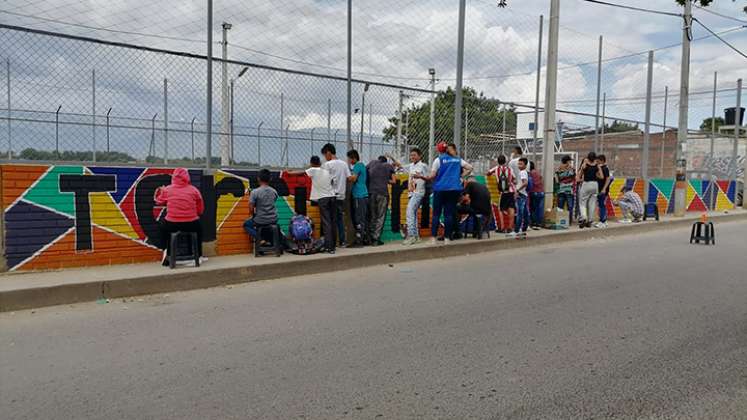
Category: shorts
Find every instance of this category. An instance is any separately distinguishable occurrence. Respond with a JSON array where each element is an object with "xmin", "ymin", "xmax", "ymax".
[{"xmin": 499, "ymin": 193, "xmax": 515, "ymax": 211}]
